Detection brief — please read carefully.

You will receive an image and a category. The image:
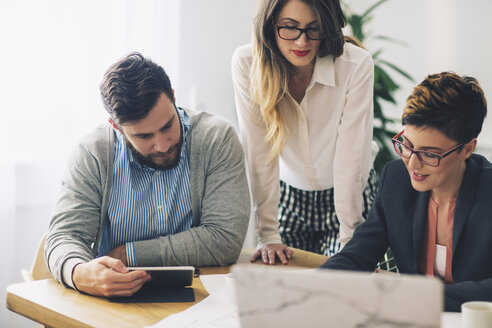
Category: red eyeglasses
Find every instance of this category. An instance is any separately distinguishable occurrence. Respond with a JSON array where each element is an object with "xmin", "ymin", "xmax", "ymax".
[{"xmin": 391, "ymin": 130, "xmax": 463, "ymax": 167}]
